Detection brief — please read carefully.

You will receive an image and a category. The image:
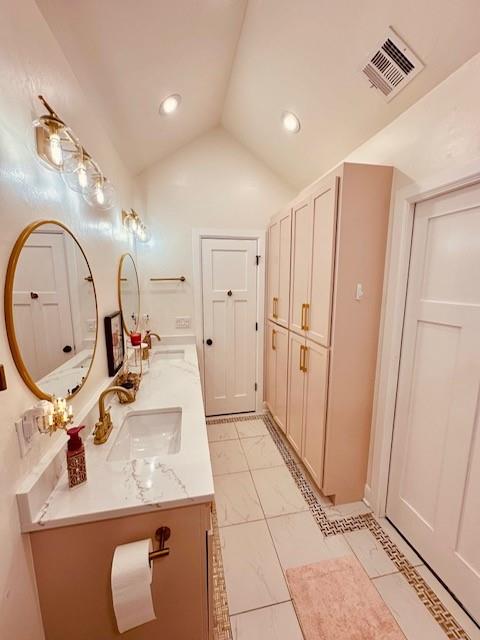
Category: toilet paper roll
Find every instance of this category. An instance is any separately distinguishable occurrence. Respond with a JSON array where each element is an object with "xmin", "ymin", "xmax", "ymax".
[{"xmin": 111, "ymin": 538, "xmax": 156, "ymax": 633}]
